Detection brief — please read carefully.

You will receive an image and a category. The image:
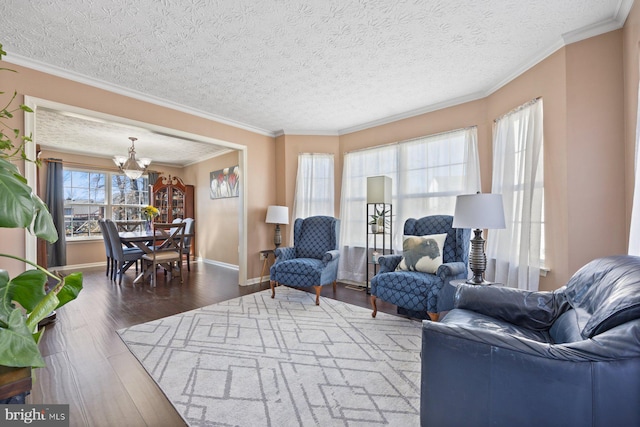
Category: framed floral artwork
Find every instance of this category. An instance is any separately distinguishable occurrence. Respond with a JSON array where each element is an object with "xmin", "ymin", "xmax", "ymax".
[{"xmin": 210, "ymin": 165, "xmax": 240, "ymax": 199}]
